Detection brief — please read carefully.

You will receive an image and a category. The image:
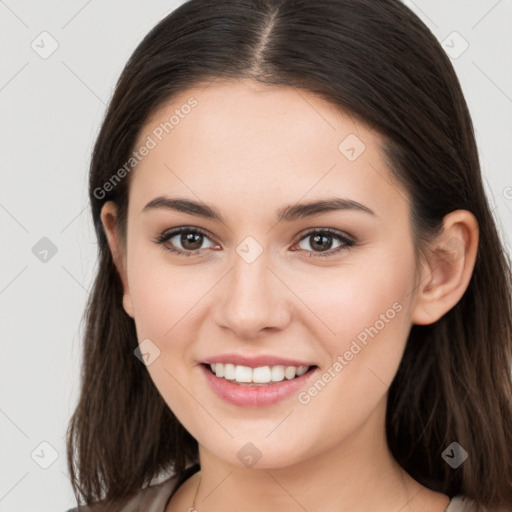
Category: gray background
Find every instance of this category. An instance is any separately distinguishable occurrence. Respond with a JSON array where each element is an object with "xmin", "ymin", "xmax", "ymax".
[{"xmin": 0, "ymin": 1, "xmax": 511, "ymax": 510}]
